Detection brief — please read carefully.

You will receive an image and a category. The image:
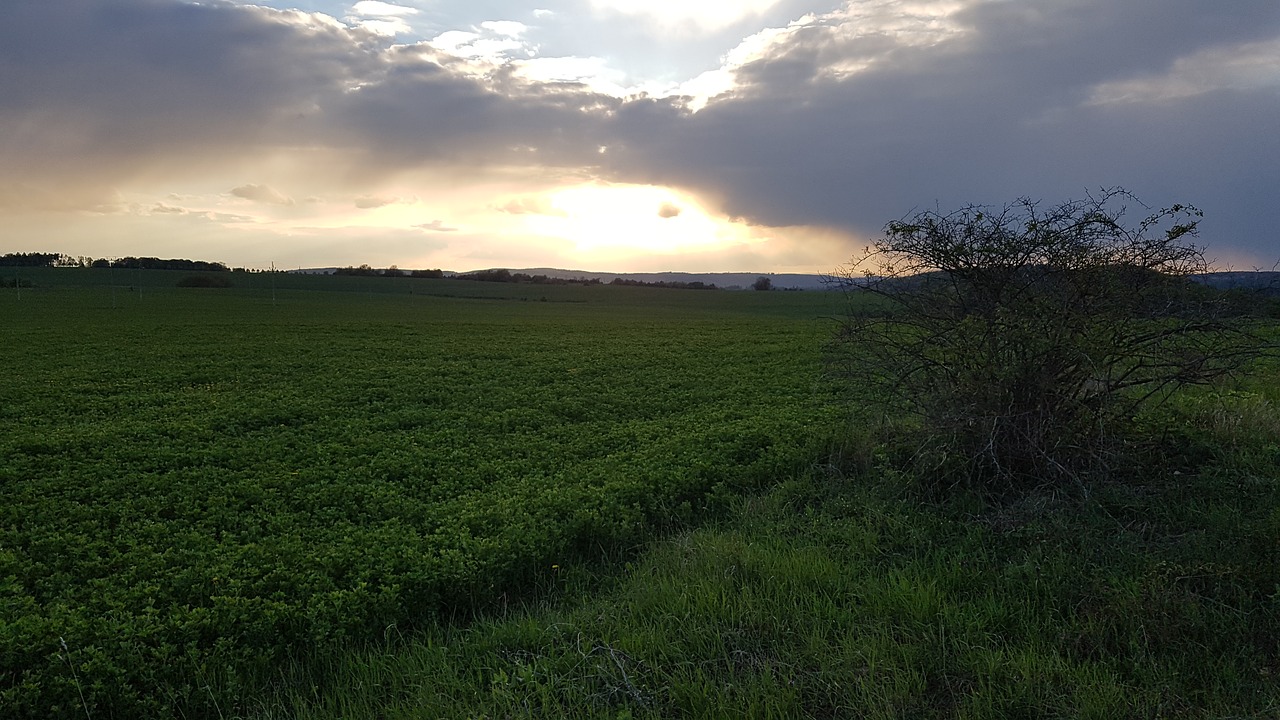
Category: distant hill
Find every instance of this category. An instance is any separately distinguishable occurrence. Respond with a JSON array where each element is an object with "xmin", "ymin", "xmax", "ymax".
[
  {"xmin": 506, "ymin": 268, "xmax": 836, "ymax": 290},
  {"xmin": 295, "ymin": 267, "xmax": 835, "ymax": 290},
  {"xmin": 291, "ymin": 267, "xmax": 1280, "ymax": 294},
  {"xmin": 1194, "ymin": 271, "xmax": 1280, "ymax": 293}
]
